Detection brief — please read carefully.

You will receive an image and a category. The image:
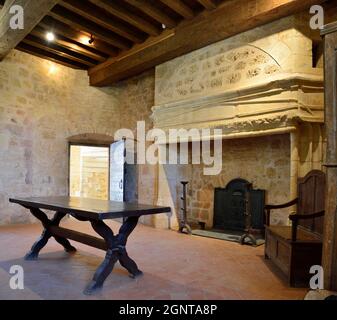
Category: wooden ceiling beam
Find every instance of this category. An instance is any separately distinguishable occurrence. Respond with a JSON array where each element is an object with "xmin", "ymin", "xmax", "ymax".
[
  {"xmin": 49, "ymin": 6, "xmax": 131, "ymax": 50},
  {"xmin": 31, "ymin": 25, "xmax": 106, "ymax": 62},
  {"xmin": 40, "ymin": 16, "xmax": 118, "ymax": 57},
  {"xmin": 89, "ymin": 0, "xmax": 161, "ymax": 36},
  {"xmin": 0, "ymin": 0, "xmax": 60, "ymax": 60},
  {"xmin": 196, "ymin": 0, "xmax": 217, "ymax": 10},
  {"xmin": 124, "ymin": 0, "xmax": 177, "ymax": 29},
  {"xmin": 59, "ymin": 0, "xmax": 144, "ymax": 43},
  {"xmin": 22, "ymin": 34, "xmax": 97, "ymax": 67},
  {"xmin": 89, "ymin": 0, "xmax": 326, "ymax": 86},
  {"xmin": 16, "ymin": 42, "xmax": 87, "ymax": 69},
  {"xmin": 159, "ymin": 0, "xmax": 195, "ymax": 19}
]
